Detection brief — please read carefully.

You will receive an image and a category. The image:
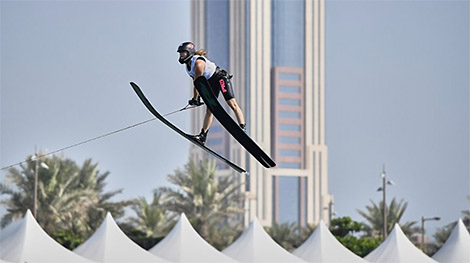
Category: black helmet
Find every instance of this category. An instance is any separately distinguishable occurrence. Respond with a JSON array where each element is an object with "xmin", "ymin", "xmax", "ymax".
[{"xmin": 177, "ymin": 42, "xmax": 195, "ymax": 64}]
